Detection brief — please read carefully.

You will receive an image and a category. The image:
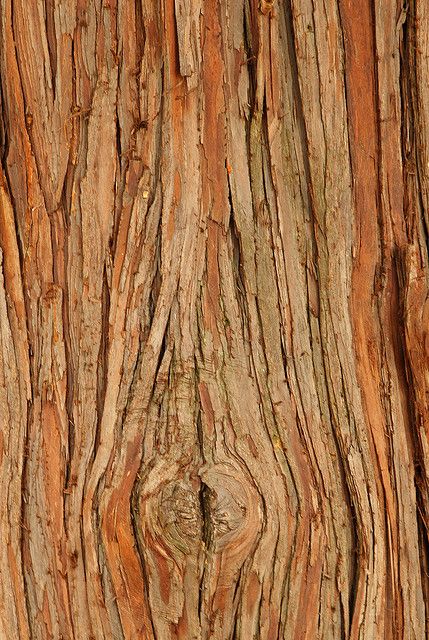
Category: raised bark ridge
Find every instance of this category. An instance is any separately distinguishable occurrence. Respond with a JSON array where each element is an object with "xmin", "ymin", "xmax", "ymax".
[{"xmin": 0, "ymin": 0, "xmax": 428, "ymax": 638}]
